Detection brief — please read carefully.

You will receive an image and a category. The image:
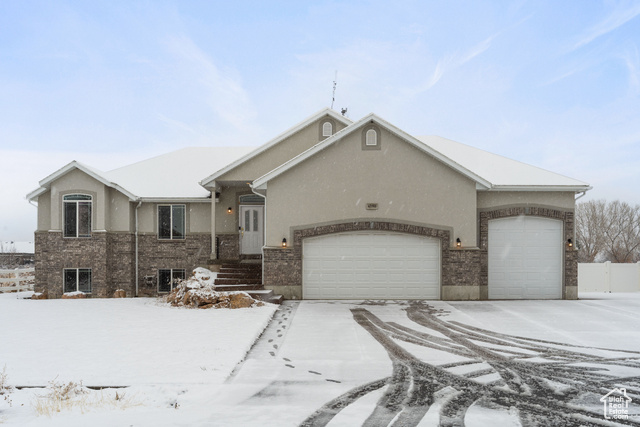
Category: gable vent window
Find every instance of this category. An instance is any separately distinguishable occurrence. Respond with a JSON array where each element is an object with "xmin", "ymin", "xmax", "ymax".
[
  {"xmin": 322, "ymin": 121, "xmax": 333, "ymax": 137},
  {"xmin": 366, "ymin": 129, "xmax": 378, "ymax": 146},
  {"xmin": 63, "ymin": 194, "xmax": 92, "ymax": 238}
]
